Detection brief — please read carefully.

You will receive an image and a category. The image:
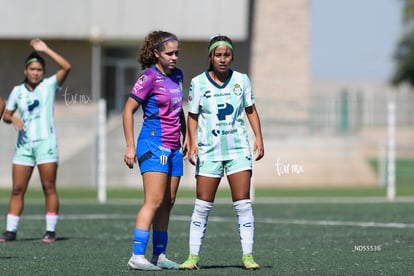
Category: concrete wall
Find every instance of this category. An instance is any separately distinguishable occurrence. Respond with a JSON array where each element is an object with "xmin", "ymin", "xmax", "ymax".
[
  {"xmin": 250, "ymin": 0, "xmax": 310, "ymax": 123},
  {"xmin": 0, "ymin": 0, "xmax": 249, "ymax": 41}
]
